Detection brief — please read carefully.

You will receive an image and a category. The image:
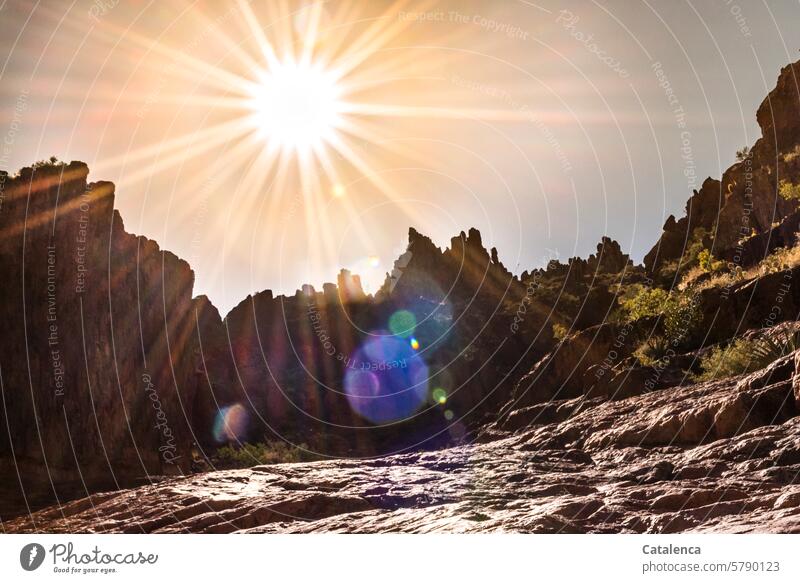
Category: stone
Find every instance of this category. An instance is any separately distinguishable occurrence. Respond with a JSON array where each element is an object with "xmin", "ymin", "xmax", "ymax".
[{"xmin": 6, "ymin": 362, "xmax": 800, "ymax": 533}]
